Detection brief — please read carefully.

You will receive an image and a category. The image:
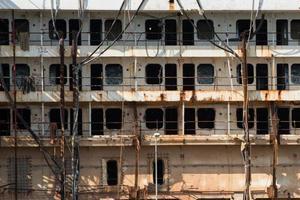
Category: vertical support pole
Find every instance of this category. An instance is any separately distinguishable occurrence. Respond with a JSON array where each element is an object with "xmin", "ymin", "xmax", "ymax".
[
  {"xmin": 12, "ymin": 9, "xmax": 18, "ymax": 200},
  {"xmin": 133, "ymin": 102, "xmax": 140, "ymax": 199},
  {"xmin": 59, "ymin": 37, "xmax": 66, "ymax": 200},
  {"xmin": 241, "ymin": 33, "xmax": 251, "ymax": 200},
  {"xmin": 154, "ymin": 136, "xmax": 158, "ymax": 200},
  {"xmin": 40, "ymin": 11, "xmax": 45, "ymax": 136},
  {"xmin": 89, "ymin": 102, "xmax": 91, "ymax": 136}
]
